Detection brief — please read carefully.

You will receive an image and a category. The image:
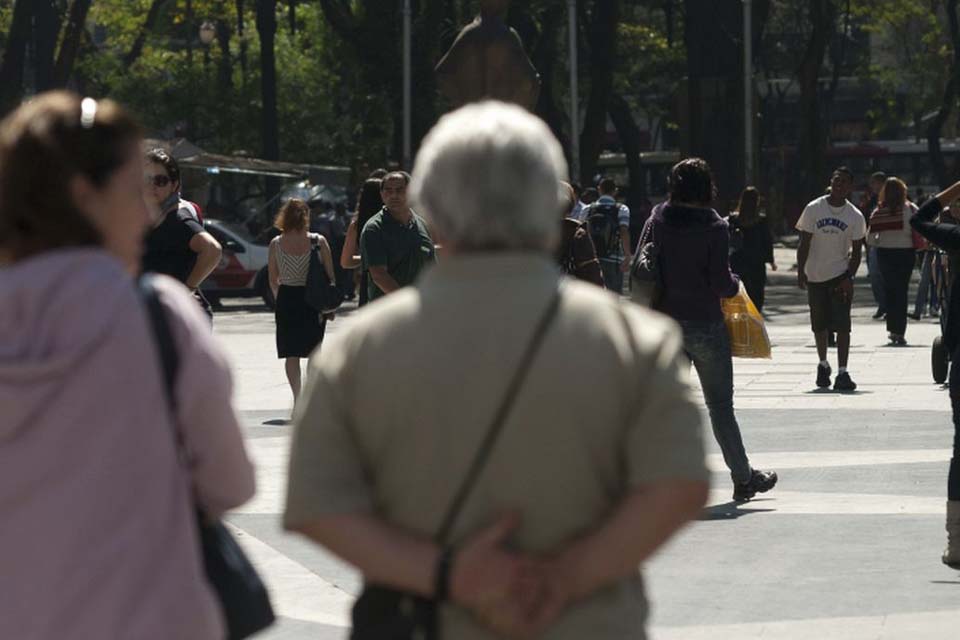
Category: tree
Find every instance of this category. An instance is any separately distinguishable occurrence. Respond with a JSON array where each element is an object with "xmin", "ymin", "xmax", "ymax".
[
  {"xmin": 928, "ymin": 0, "xmax": 960, "ymax": 188},
  {"xmin": 578, "ymin": 0, "xmax": 621, "ymax": 184},
  {"xmin": 795, "ymin": 0, "xmax": 837, "ymax": 201},
  {"xmin": 0, "ymin": 0, "xmax": 36, "ymax": 111},
  {"xmin": 256, "ymin": 0, "xmax": 279, "ymax": 160}
]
